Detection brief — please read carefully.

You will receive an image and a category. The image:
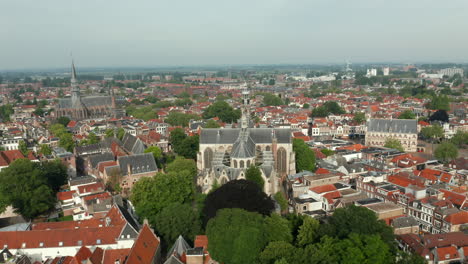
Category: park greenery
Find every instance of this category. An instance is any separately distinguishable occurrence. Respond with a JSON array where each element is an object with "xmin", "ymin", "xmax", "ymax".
[
  {"xmin": 169, "ymin": 128, "xmax": 199, "ymax": 159},
  {"xmin": 0, "ymin": 159, "xmax": 67, "ymax": 220},
  {"xmin": 164, "ymin": 111, "xmax": 201, "ymax": 127},
  {"xmin": 398, "ymin": 110, "xmax": 416, "ymax": 119},
  {"xmin": 203, "ymin": 101, "xmax": 241, "ymax": 123},
  {"xmin": 311, "ymin": 101, "xmax": 345, "ymax": 117},
  {"xmin": 293, "ymin": 138, "xmax": 316, "ymax": 172},
  {"xmin": 245, "ymin": 165, "xmax": 265, "ymax": 190},
  {"xmin": 434, "ymin": 142, "xmax": 458, "ymax": 163},
  {"xmin": 49, "ymin": 123, "xmax": 75, "ymax": 152},
  {"xmin": 261, "ymin": 93, "xmax": 284, "ymax": 106}
]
